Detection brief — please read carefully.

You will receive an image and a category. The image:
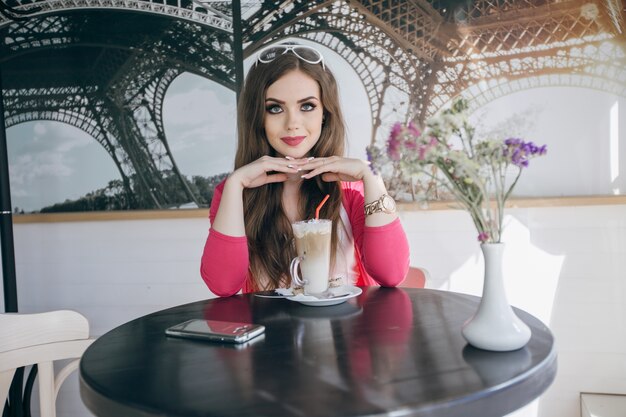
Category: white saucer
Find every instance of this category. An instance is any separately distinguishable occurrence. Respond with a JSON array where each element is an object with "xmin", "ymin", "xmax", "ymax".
[
  {"xmin": 287, "ymin": 286, "xmax": 362, "ymax": 307},
  {"xmin": 290, "ymin": 302, "xmax": 362, "ymax": 319}
]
